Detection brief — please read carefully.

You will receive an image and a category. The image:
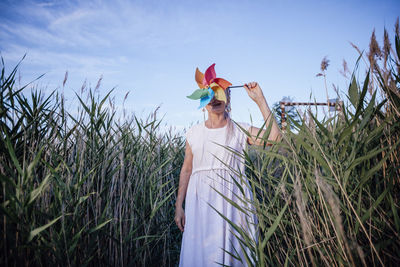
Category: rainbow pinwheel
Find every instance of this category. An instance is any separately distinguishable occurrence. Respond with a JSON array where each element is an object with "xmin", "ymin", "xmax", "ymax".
[{"xmin": 187, "ymin": 63, "xmax": 232, "ymax": 109}]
